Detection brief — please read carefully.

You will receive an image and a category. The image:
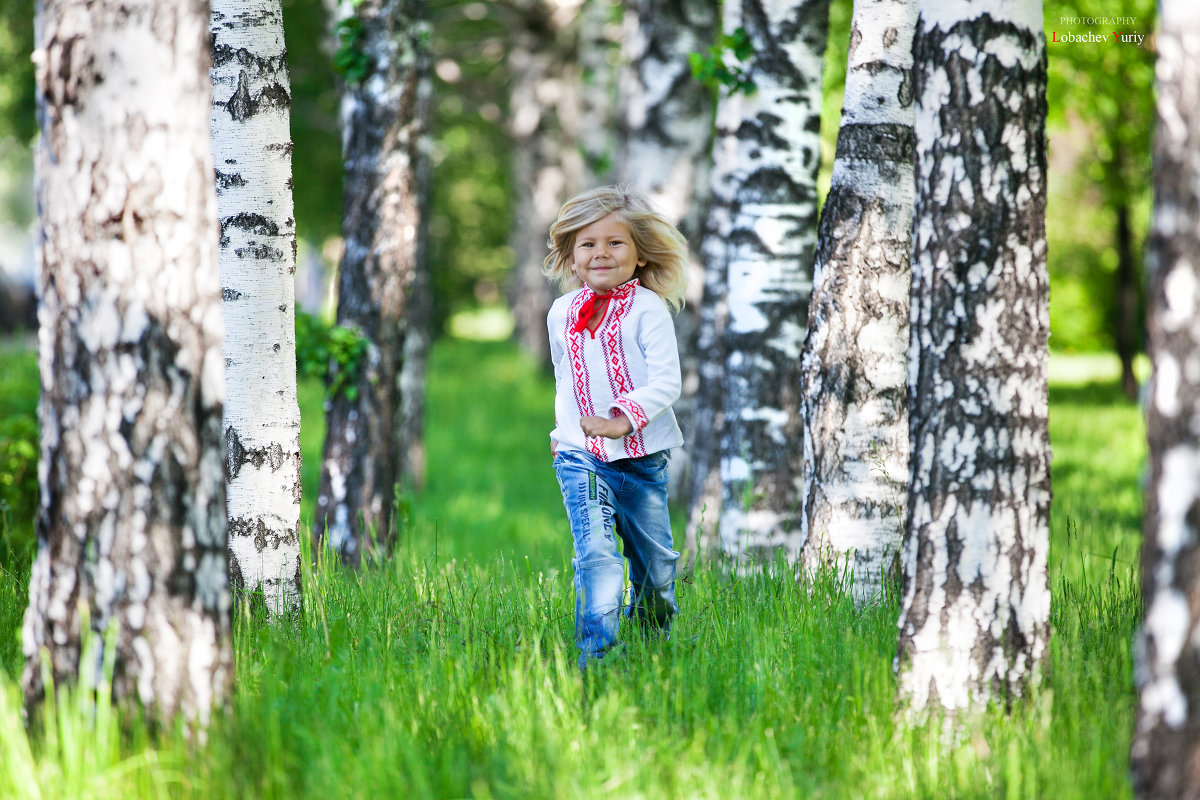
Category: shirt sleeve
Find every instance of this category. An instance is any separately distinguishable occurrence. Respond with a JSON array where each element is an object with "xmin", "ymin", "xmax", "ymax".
[
  {"xmin": 608, "ymin": 300, "xmax": 681, "ymax": 432},
  {"xmin": 548, "ymin": 304, "xmax": 566, "ymax": 437}
]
